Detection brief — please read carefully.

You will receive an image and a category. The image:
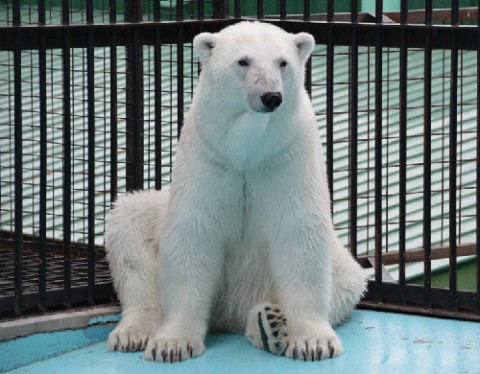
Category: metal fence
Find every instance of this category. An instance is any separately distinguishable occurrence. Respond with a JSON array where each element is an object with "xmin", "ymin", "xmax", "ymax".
[{"xmin": 0, "ymin": 0, "xmax": 479, "ymax": 322}]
